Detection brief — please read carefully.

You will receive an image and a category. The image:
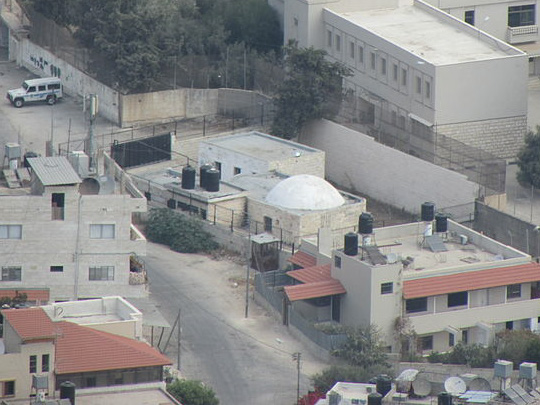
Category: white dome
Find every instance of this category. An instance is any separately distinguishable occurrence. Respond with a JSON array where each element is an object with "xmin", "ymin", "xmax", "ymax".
[{"xmin": 265, "ymin": 175, "xmax": 345, "ymax": 210}]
